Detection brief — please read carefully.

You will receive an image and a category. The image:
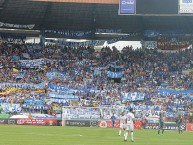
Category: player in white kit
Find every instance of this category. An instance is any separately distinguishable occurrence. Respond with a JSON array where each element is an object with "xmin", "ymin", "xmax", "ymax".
[
  {"xmin": 124, "ymin": 108, "xmax": 135, "ymax": 142},
  {"xmin": 119, "ymin": 112, "xmax": 126, "ymax": 136}
]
